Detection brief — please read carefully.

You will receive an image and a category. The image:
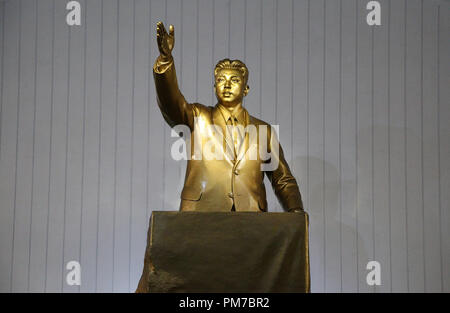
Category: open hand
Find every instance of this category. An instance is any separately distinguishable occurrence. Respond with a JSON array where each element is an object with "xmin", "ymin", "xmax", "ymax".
[{"xmin": 156, "ymin": 22, "xmax": 174, "ymax": 60}]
